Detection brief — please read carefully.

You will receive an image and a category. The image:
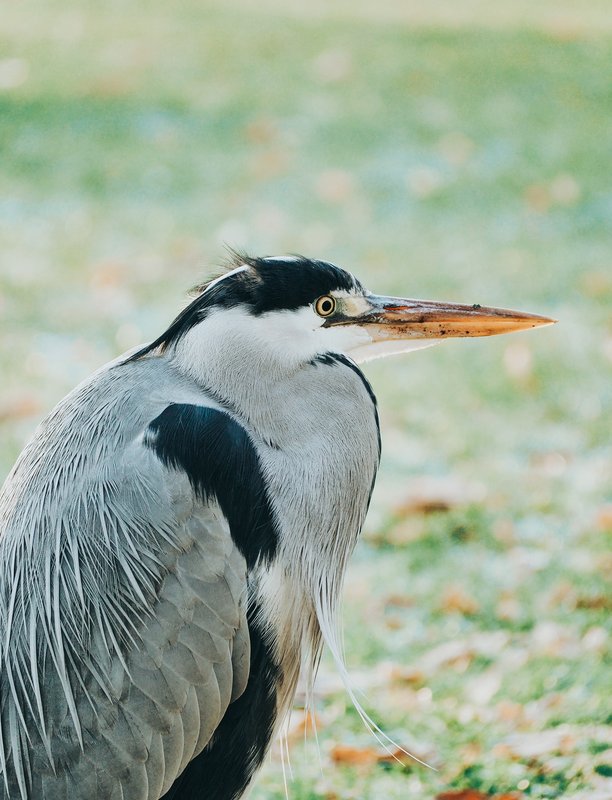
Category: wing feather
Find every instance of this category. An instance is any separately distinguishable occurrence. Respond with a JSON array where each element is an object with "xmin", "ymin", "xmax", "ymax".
[{"xmin": 0, "ymin": 359, "xmax": 278, "ymax": 799}]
